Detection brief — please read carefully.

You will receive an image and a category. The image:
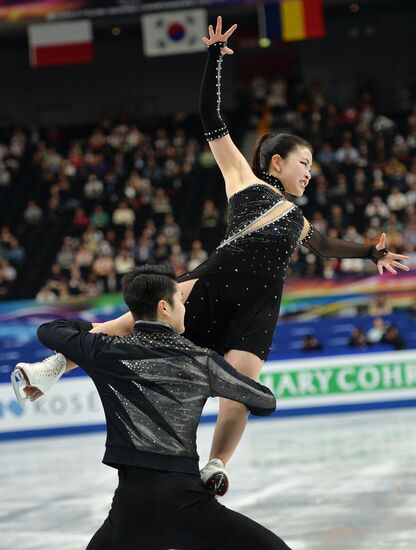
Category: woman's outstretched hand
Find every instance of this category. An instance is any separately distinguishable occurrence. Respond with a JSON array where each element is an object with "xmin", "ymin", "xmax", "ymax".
[
  {"xmin": 202, "ymin": 15, "xmax": 237, "ymax": 55},
  {"xmin": 375, "ymin": 233, "xmax": 410, "ymax": 275}
]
